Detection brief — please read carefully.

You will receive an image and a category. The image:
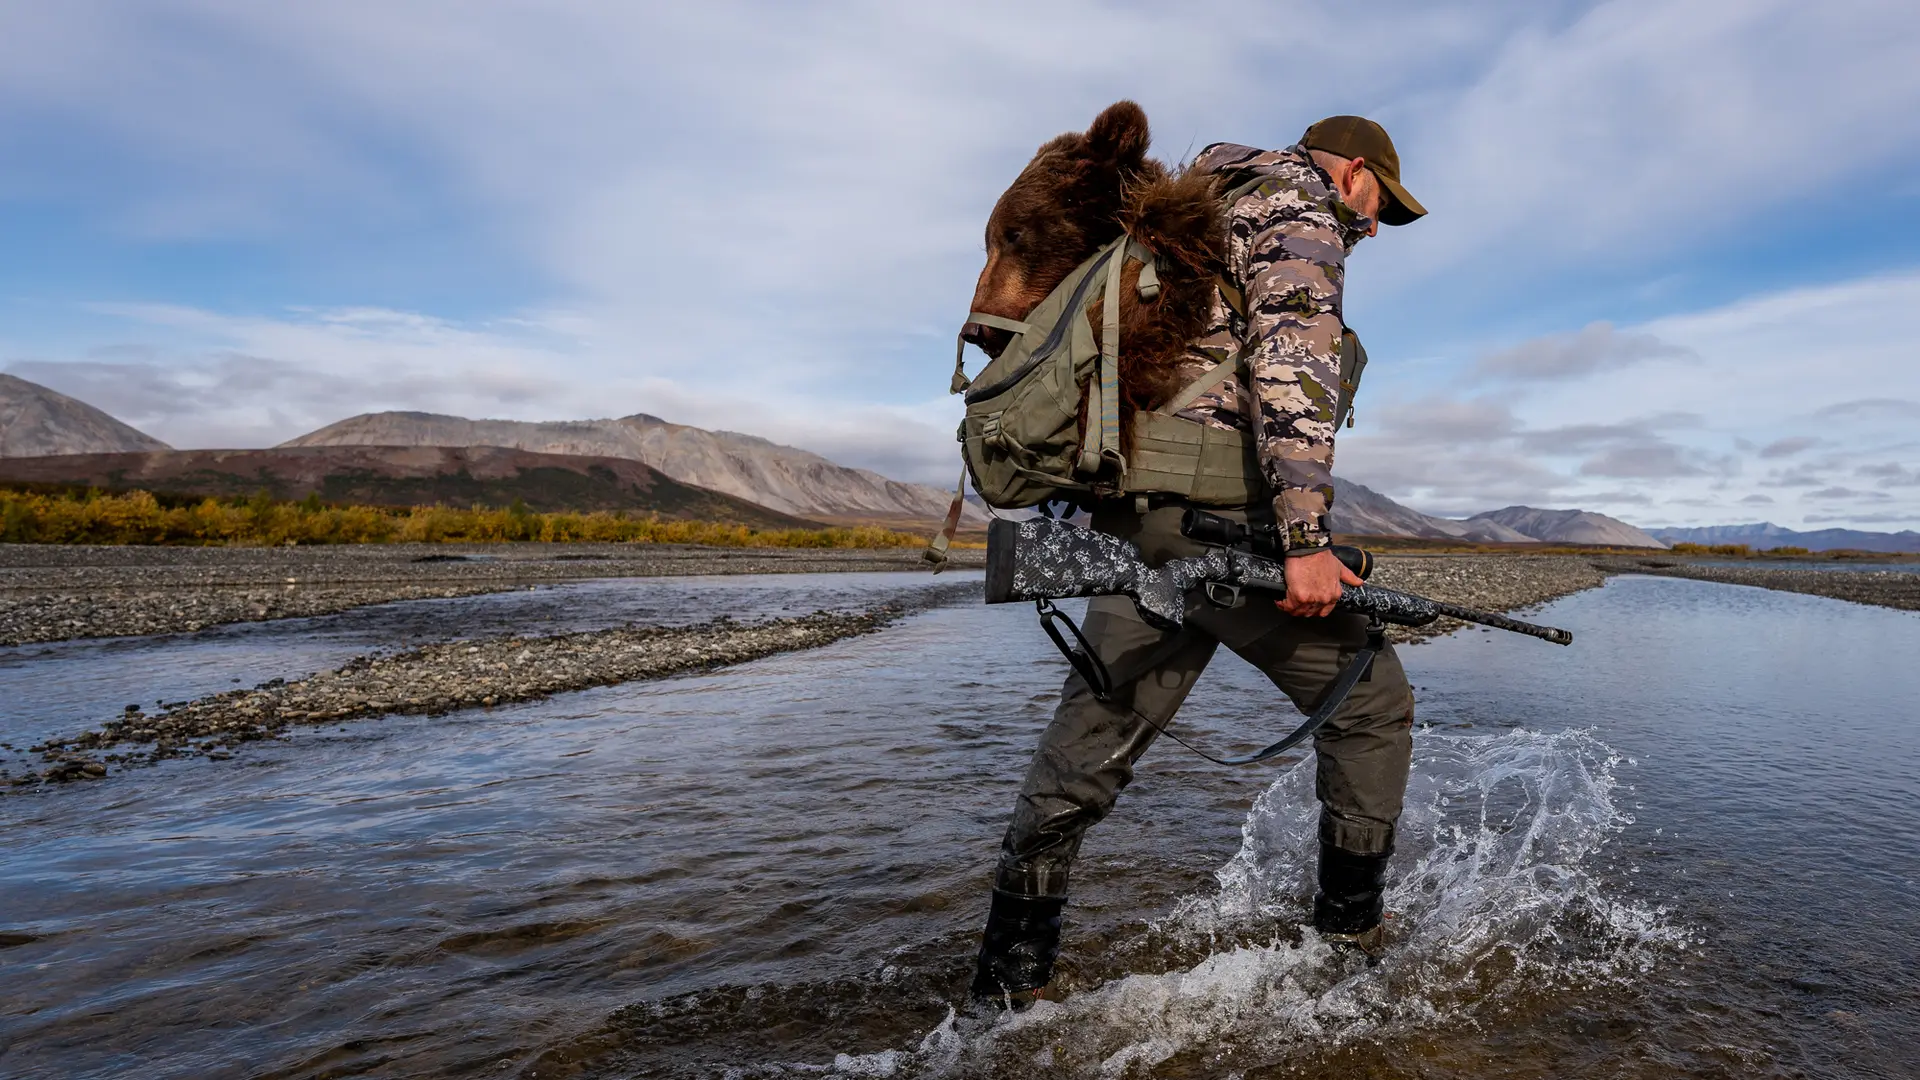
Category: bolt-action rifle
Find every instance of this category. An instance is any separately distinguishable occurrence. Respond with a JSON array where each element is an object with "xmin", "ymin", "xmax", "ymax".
[{"xmin": 983, "ymin": 512, "xmax": 1573, "ymax": 765}]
